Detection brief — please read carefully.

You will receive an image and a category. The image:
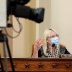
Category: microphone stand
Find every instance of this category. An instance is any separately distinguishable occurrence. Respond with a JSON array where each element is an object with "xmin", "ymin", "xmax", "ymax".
[
  {"xmin": 0, "ymin": 30, "xmax": 15, "ymax": 72},
  {"xmin": 0, "ymin": 55, "xmax": 4, "ymax": 71}
]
